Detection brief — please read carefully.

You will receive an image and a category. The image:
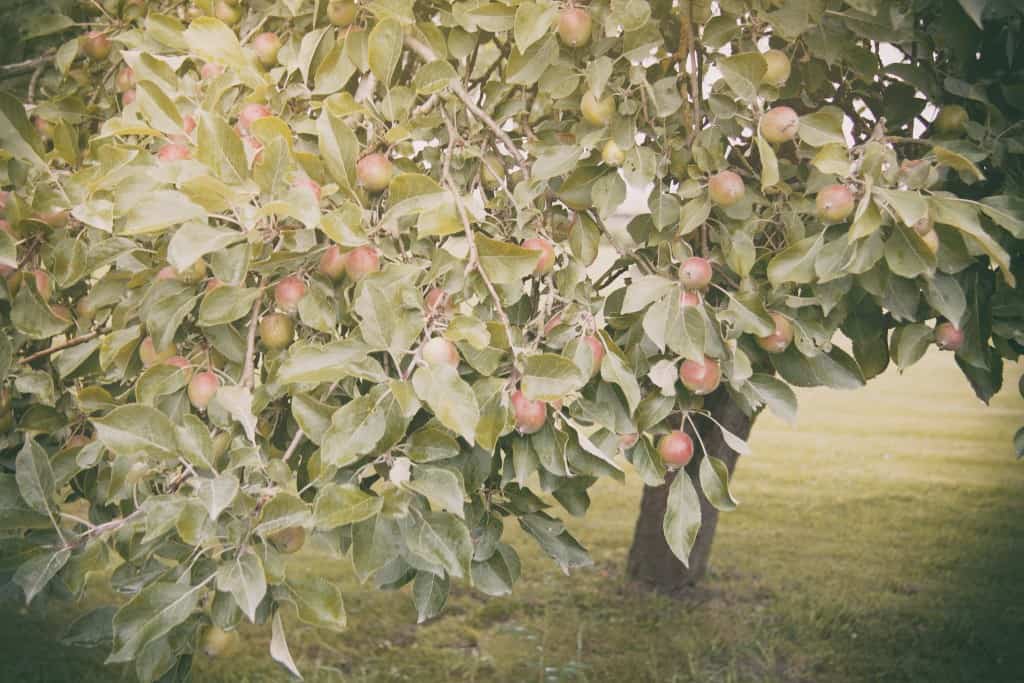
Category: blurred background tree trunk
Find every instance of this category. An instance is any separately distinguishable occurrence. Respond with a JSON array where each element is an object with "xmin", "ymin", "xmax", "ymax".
[{"xmin": 626, "ymin": 389, "xmax": 755, "ymax": 594}]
